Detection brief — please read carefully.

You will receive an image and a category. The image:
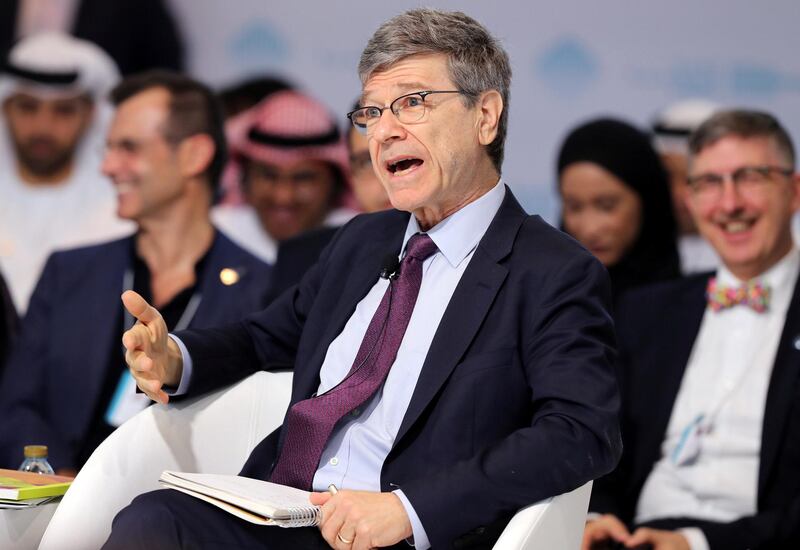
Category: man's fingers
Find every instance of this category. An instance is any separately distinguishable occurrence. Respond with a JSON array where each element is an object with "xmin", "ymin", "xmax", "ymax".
[
  {"xmin": 309, "ymin": 492, "xmax": 332, "ymax": 506},
  {"xmin": 137, "ymin": 378, "xmax": 169, "ymax": 404},
  {"xmin": 122, "ymin": 324, "xmax": 149, "ymax": 353},
  {"xmin": 319, "ymin": 494, "xmax": 347, "ymax": 547},
  {"xmin": 606, "ymin": 516, "xmax": 631, "ymax": 542},
  {"xmin": 152, "ymin": 388, "xmax": 170, "ymax": 405},
  {"xmin": 121, "ymin": 290, "xmax": 161, "ymax": 325},
  {"xmin": 583, "ymin": 515, "xmax": 631, "ymax": 550},
  {"xmin": 626, "ymin": 528, "xmax": 654, "ymax": 546}
]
